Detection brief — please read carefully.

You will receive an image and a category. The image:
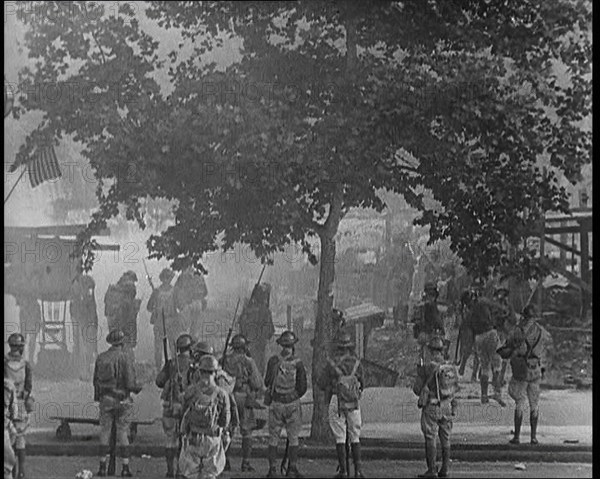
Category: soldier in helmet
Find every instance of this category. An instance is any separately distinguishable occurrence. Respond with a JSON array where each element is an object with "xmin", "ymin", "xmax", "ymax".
[
  {"xmin": 412, "ymin": 282, "xmax": 446, "ymax": 364},
  {"xmin": 104, "ymin": 271, "xmax": 142, "ymax": 360},
  {"xmin": 412, "ymin": 337, "xmax": 459, "ymax": 478},
  {"xmin": 491, "ymin": 286, "xmax": 517, "ymax": 388},
  {"xmin": 222, "ymin": 334, "xmax": 264, "ymax": 472},
  {"xmin": 155, "ymin": 333, "xmax": 195, "ymax": 477},
  {"xmin": 502, "ymin": 304, "xmax": 552, "ymax": 445},
  {"xmin": 173, "ymin": 260, "xmax": 209, "ymax": 339},
  {"xmin": 179, "ymin": 355, "xmax": 230, "ymax": 479},
  {"xmin": 147, "ymin": 268, "xmax": 178, "ymax": 369},
  {"xmin": 189, "ymin": 342, "xmax": 239, "ymax": 473},
  {"xmin": 264, "ymin": 330, "xmax": 308, "ymax": 478},
  {"xmin": 92, "ymin": 330, "xmax": 142, "ymax": 477},
  {"xmin": 4, "ymin": 333, "xmax": 34, "ymax": 479},
  {"xmin": 317, "ymin": 331, "xmax": 365, "ymax": 478}
]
